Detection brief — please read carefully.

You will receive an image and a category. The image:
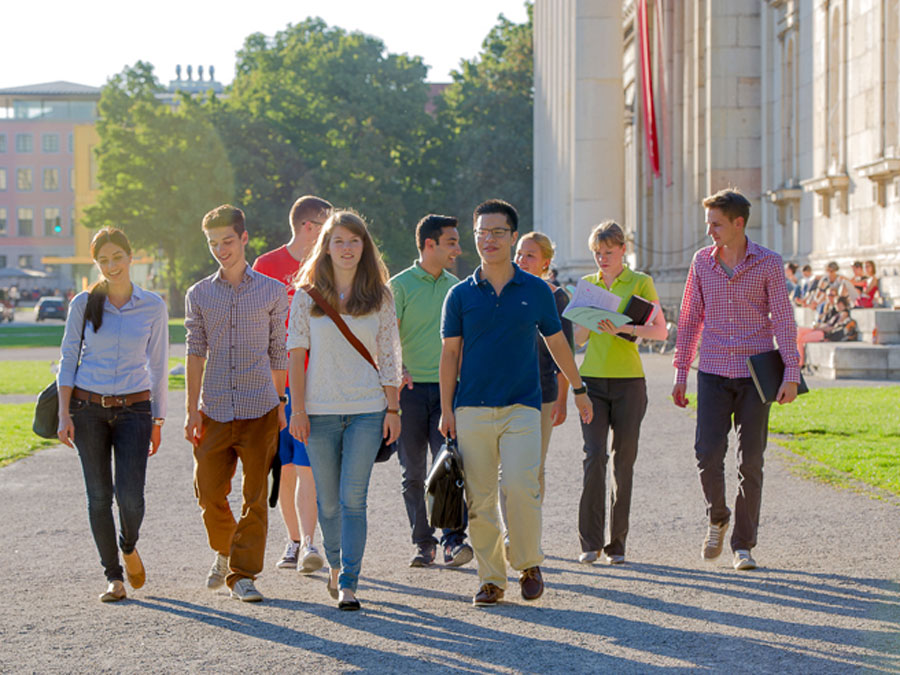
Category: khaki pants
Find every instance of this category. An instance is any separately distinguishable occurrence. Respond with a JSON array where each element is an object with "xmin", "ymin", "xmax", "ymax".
[
  {"xmin": 193, "ymin": 406, "xmax": 279, "ymax": 588},
  {"xmin": 456, "ymin": 404, "xmax": 543, "ymax": 589}
]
